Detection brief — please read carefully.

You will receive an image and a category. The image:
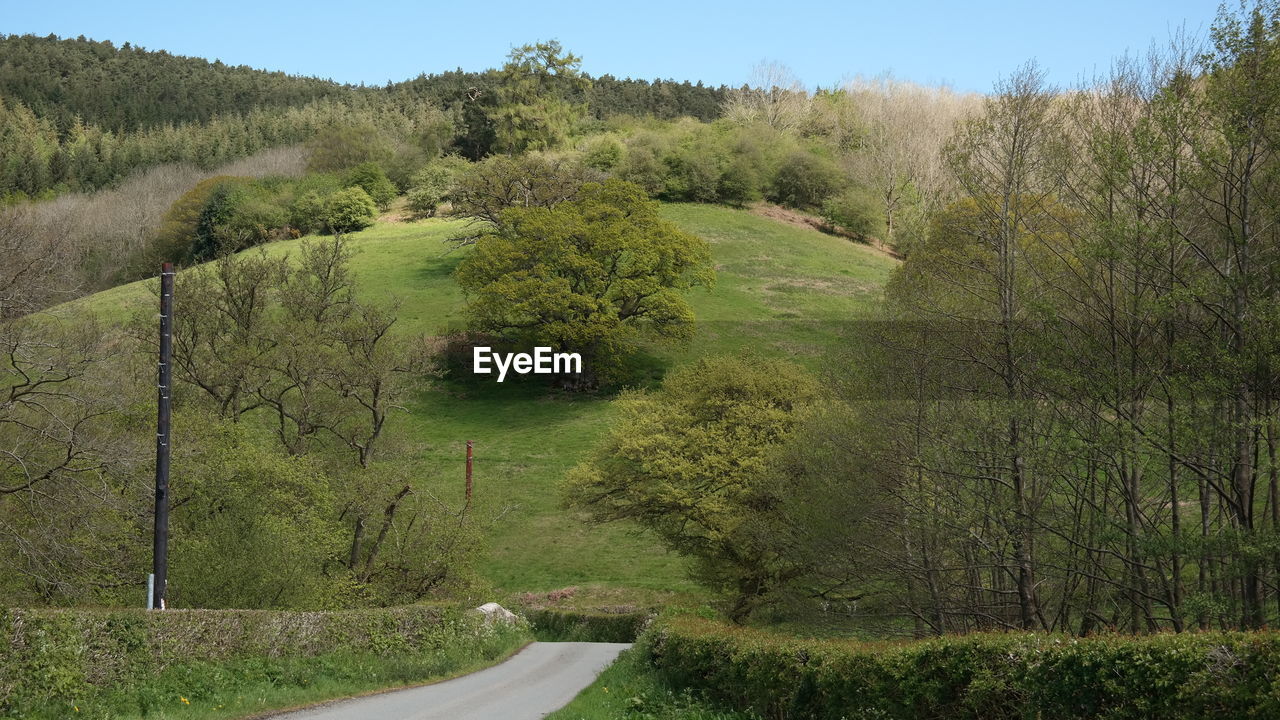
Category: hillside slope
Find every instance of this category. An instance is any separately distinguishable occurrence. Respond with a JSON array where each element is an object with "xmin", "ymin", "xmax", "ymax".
[{"xmin": 69, "ymin": 204, "xmax": 898, "ymax": 593}]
